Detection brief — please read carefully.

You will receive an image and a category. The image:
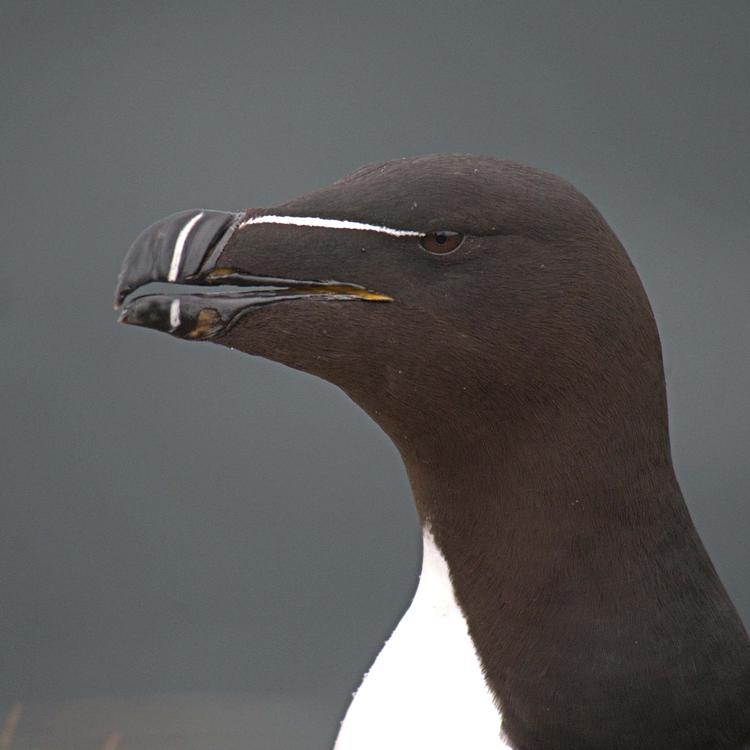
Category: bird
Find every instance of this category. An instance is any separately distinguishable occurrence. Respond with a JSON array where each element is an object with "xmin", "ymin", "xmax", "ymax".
[{"xmin": 115, "ymin": 155, "xmax": 750, "ymax": 750}]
